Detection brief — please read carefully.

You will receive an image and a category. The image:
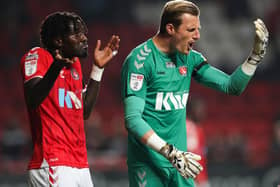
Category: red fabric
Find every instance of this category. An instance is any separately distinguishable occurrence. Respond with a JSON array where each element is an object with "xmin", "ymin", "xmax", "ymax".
[
  {"xmin": 186, "ymin": 119, "xmax": 209, "ymax": 184},
  {"xmin": 20, "ymin": 47, "xmax": 88, "ymax": 169}
]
